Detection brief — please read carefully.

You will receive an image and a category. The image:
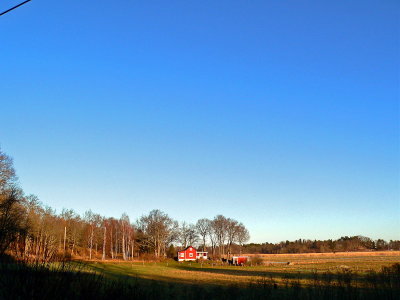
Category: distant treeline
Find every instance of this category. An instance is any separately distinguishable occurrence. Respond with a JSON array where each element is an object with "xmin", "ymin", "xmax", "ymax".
[{"xmin": 243, "ymin": 236, "xmax": 400, "ymax": 254}]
